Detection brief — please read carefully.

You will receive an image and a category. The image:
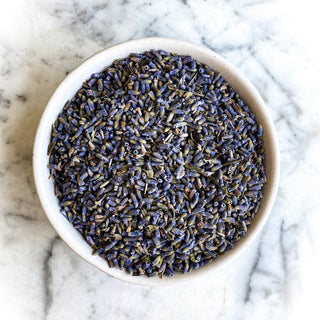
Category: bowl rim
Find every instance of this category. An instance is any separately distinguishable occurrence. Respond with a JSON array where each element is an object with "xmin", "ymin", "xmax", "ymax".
[{"xmin": 33, "ymin": 37, "xmax": 280, "ymax": 286}]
